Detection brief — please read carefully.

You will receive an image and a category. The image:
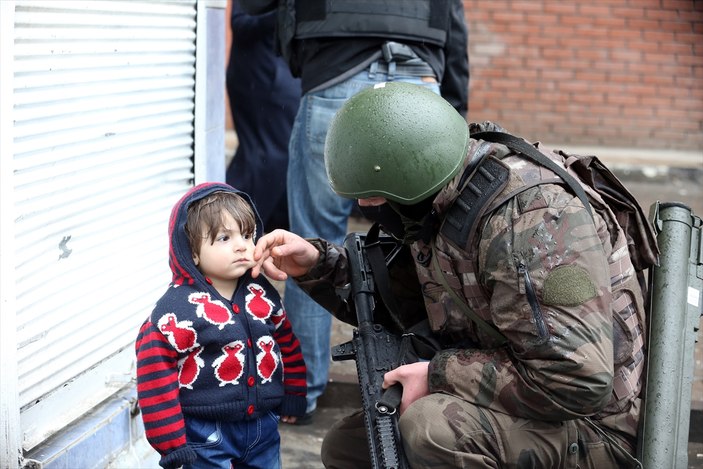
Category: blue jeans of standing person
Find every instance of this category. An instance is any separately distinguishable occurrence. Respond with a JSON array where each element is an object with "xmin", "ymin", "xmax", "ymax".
[
  {"xmin": 182, "ymin": 412, "xmax": 281, "ymax": 469},
  {"xmin": 286, "ymin": 67, "xmax": 441, "ymax": 415}
]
